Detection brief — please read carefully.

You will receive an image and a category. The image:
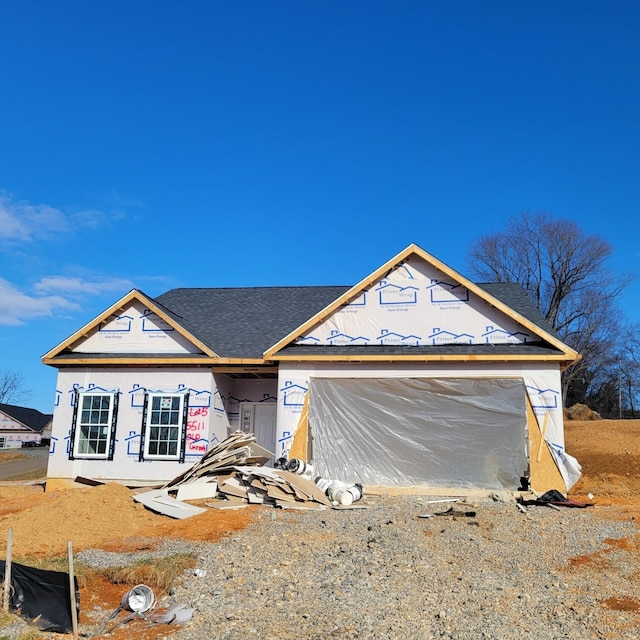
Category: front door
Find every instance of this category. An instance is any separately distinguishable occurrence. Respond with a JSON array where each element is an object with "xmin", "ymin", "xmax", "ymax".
[{"xmin": 239, "ymin": 402, "xmax": 277, "ymax": 454}]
